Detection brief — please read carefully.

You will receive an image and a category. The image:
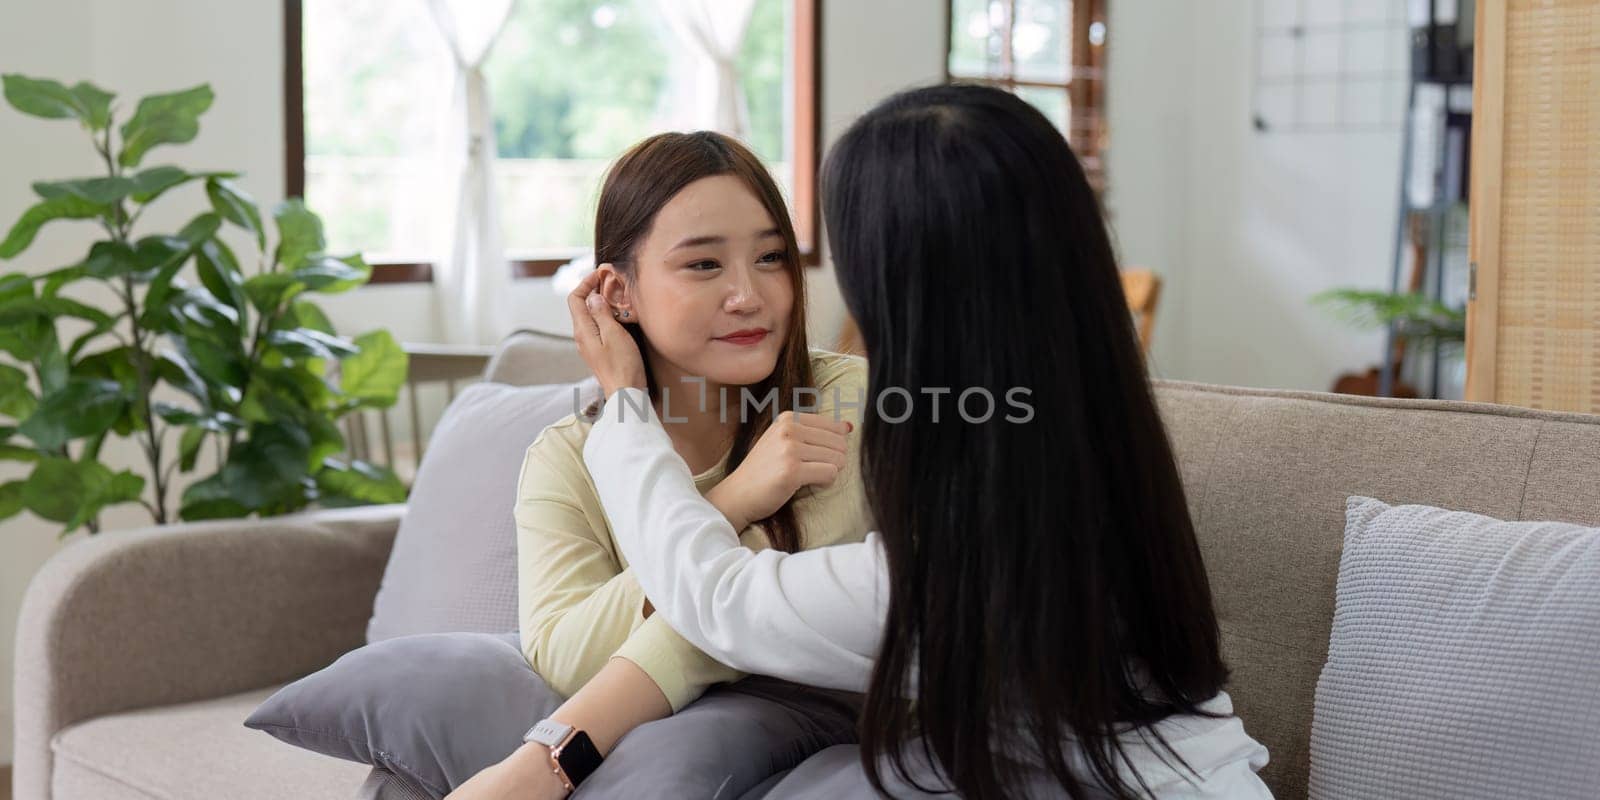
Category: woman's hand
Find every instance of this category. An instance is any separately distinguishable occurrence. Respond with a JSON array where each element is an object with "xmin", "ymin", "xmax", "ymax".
[
  {"xmin": 707, "ymin": 411, "xmax": 852, "ymax": 532},
  {"xmin": 566, "ymin": 266, "xmax": 646, "ymax": 398},
  {"xmin": 445, "ymin": 742, "xmax": 568, "ymax": 800}
]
